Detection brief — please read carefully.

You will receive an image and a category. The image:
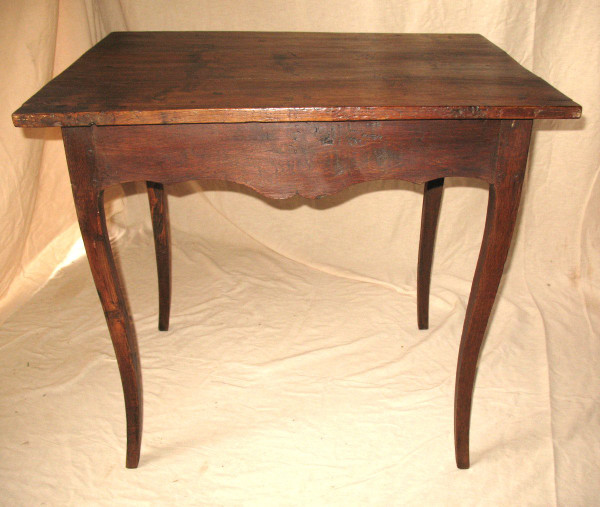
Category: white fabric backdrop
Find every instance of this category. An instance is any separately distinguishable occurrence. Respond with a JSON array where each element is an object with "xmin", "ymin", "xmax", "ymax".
[{"xmin": 1, "ymin": 0, "xmax": 598, "ymax": 504}]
